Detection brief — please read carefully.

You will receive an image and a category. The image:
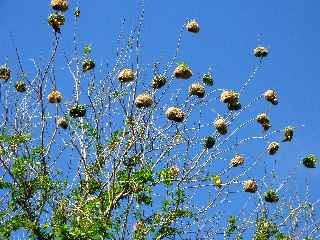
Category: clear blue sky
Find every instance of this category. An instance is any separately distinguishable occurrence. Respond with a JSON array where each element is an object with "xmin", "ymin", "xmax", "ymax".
[{"xmin": 1, "ymin": 0, "xmax": 319, "ymax": 237}]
